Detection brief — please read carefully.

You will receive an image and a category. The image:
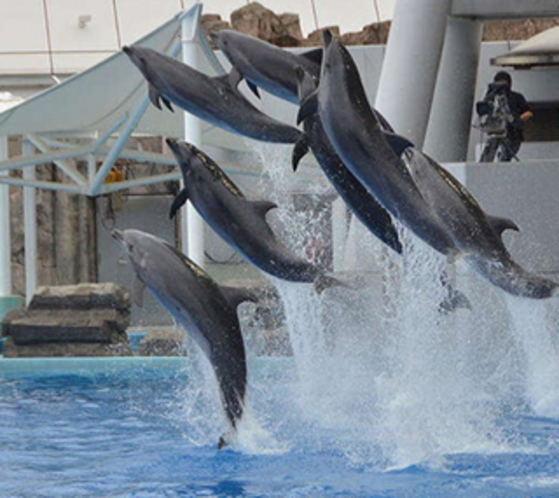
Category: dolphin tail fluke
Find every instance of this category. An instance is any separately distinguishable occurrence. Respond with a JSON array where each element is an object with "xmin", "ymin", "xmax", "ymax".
[
  {"xmin": 217, "ymin": 429, "xmax": 237, "ymax": 450},
  {"xmin": 169, "ymin": 188, "xmax": 189, "ymax": 219},
  {"xmin": 292, "ymin": 135, "xmax": 310, "ymax": 172}
]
